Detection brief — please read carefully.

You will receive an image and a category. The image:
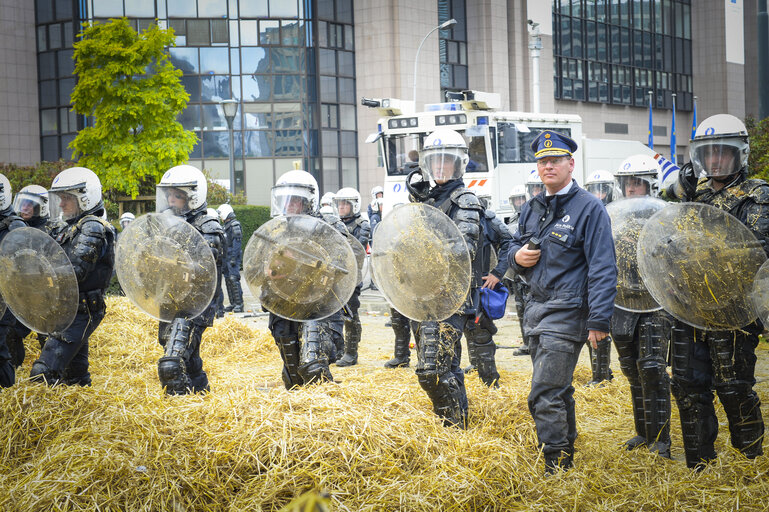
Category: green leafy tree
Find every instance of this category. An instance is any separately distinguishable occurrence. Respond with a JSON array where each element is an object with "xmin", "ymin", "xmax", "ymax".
[
  {"xmin": 70, "ymin": 18, "xmax": 197, "ymax": 198},
  {"xmin": 746, "ymin": 116, "xmax": 769, "ymax": 181}
]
